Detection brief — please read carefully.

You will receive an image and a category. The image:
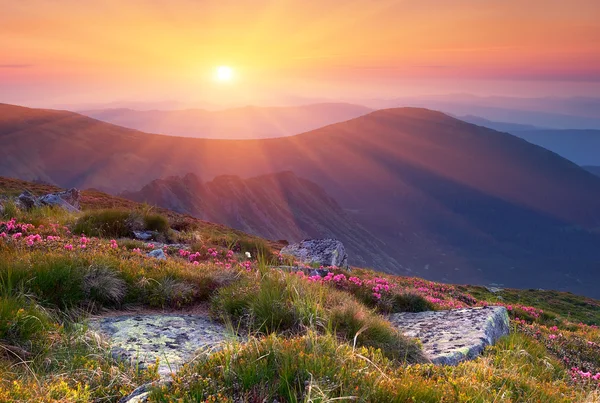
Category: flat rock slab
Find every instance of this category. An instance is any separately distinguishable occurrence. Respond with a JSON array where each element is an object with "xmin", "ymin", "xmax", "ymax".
[
  {"xmin": 89, "ymin": 314, "xmax": 234, "ymax": 377},
  {"xmin": 389, "ymin": 306, "xmax": 509, "ymax": 365}
]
